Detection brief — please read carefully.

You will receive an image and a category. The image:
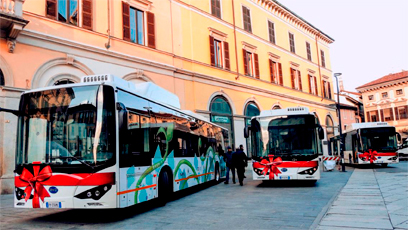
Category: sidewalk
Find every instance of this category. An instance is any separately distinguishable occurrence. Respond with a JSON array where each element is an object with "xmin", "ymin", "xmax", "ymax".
[{"xmin": 317, "ymin": 167, "xmax": 408, "ymax": 230}]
